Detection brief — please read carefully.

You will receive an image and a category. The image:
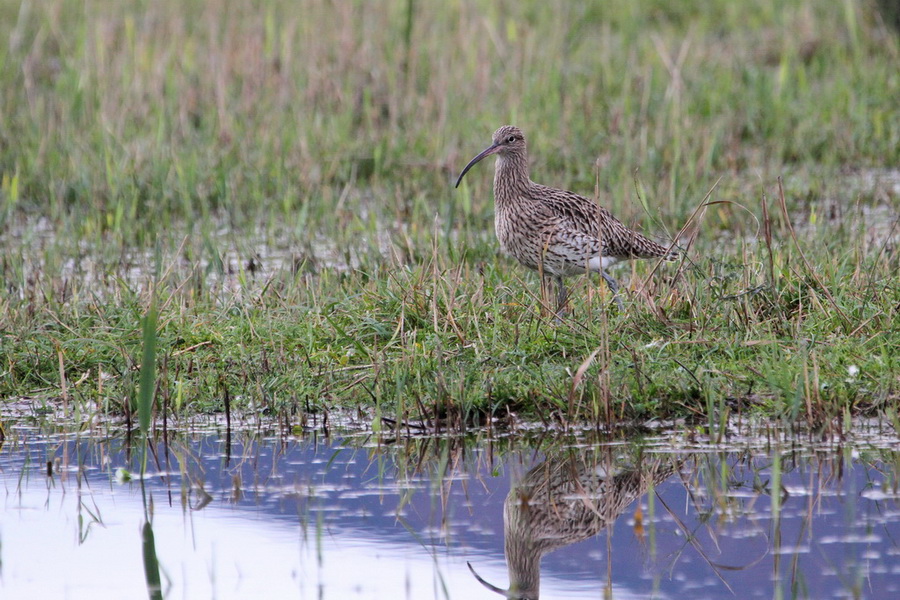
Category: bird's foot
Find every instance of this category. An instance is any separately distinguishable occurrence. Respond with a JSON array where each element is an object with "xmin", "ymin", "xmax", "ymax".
[{"xmin": 601, "ymin": 271, "xmax": 625, "ymax": 311}]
